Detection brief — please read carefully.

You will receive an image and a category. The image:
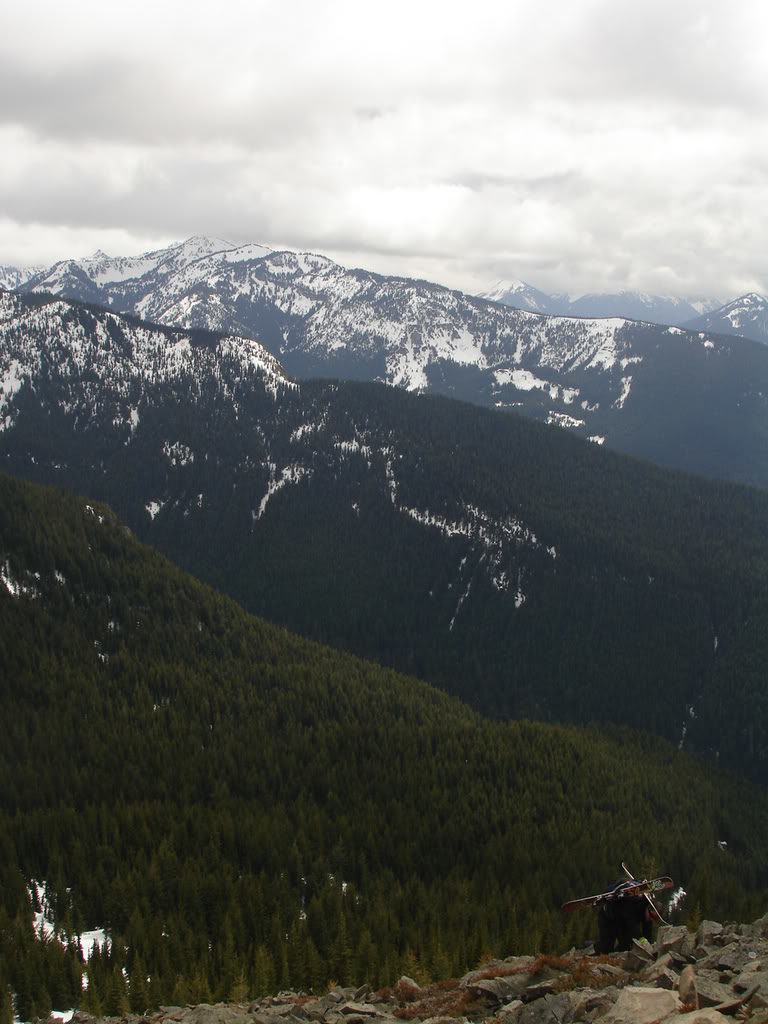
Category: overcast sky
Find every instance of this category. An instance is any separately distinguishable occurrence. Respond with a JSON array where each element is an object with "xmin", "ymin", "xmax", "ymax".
[{"xmin": 2, "ymin": 0, "xmax": 768, "ymax": 300}]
